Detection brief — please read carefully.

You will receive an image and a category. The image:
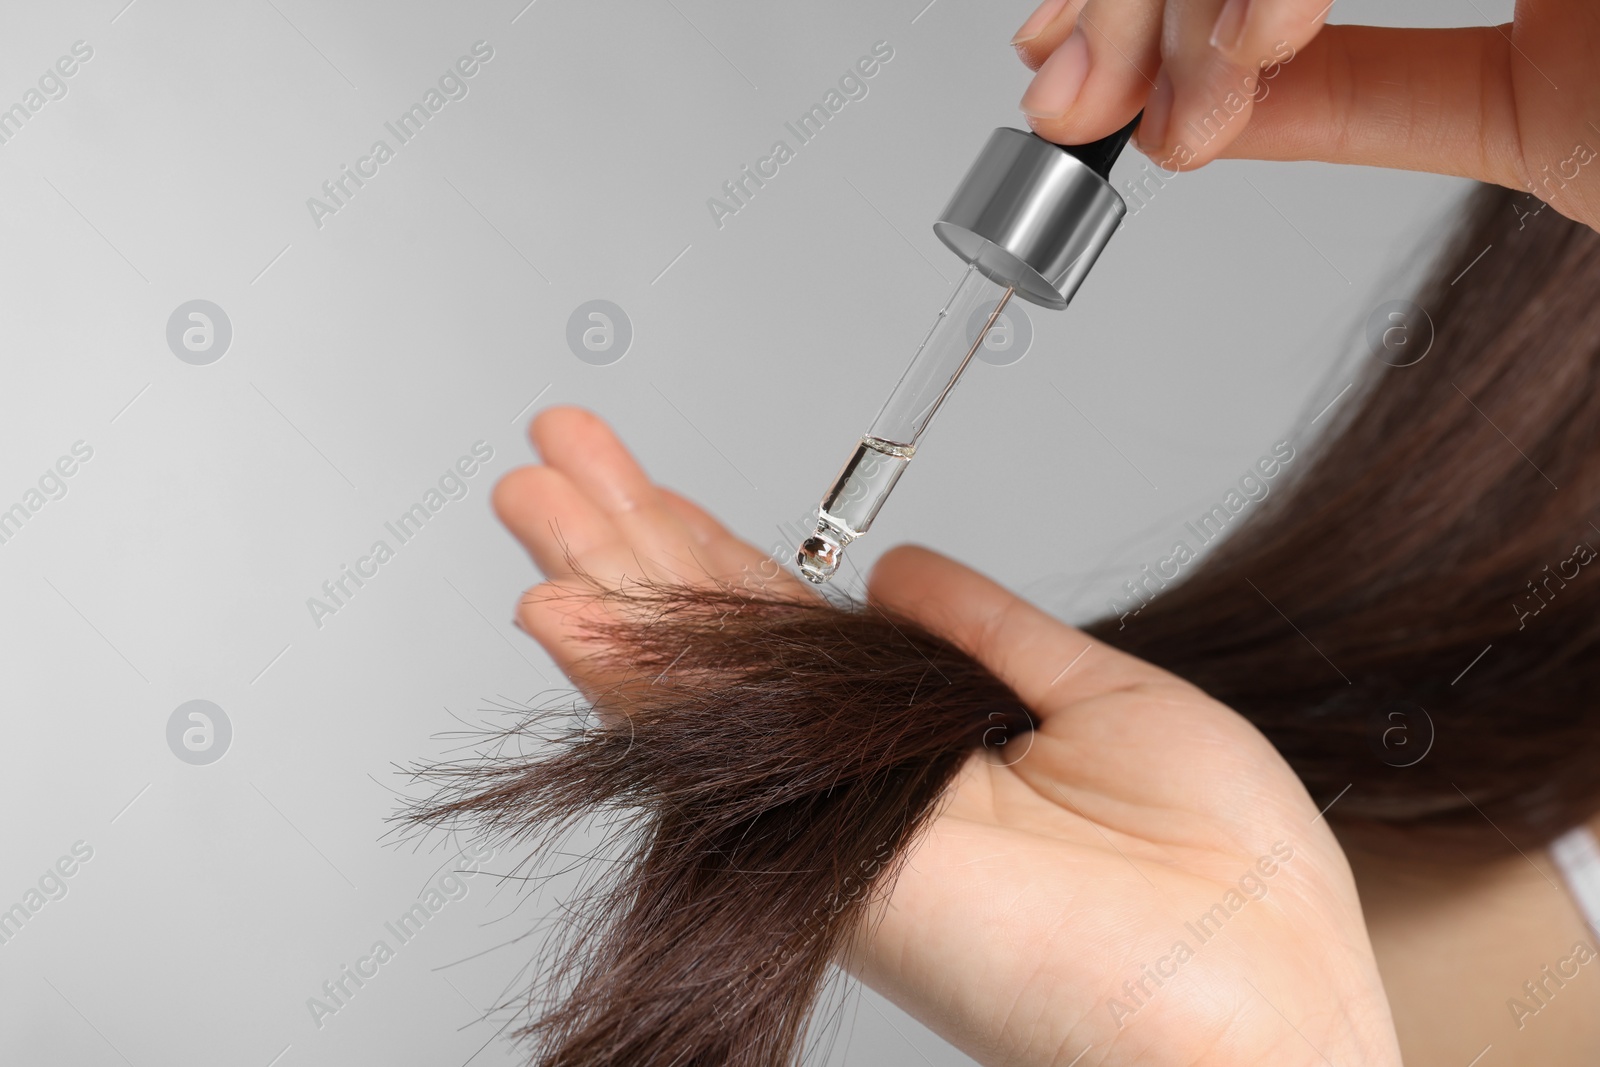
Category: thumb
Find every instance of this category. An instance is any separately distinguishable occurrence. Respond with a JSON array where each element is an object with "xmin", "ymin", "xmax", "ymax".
[
  {"xmin": 1216, "ymin": 25, "xmax": 1532, "ymax": 190},
  {"xmin": 866, "ymin": 544, "xmax": 1187, "ymax": 719}
]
